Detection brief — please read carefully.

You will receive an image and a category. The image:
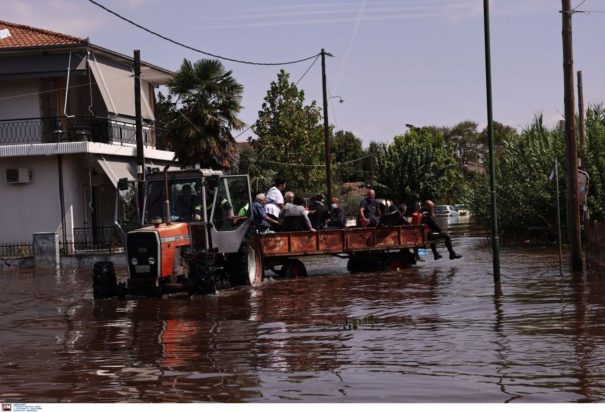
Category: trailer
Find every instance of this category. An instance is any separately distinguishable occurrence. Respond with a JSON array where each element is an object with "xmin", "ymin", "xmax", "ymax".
[{"xmin": 233, "ymin": 225, "xmax": 428, "ymax": 286}]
